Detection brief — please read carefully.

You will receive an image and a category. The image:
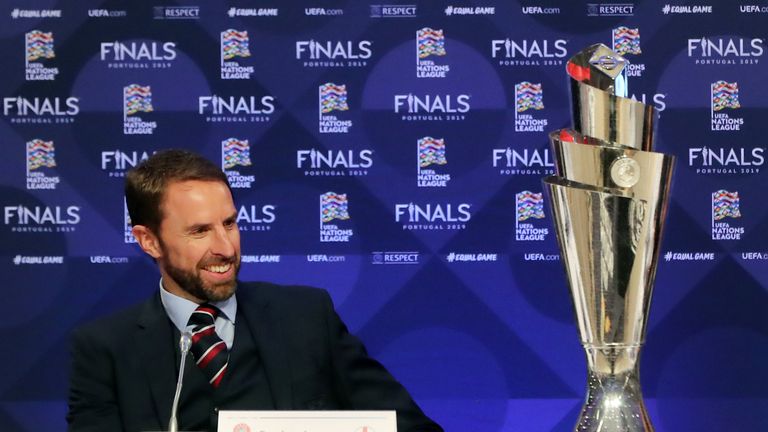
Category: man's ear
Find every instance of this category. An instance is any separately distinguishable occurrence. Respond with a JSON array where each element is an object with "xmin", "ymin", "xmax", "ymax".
[{"xmin": 132, "ymin": 225, "xmax": 162, "ymax": 259}]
